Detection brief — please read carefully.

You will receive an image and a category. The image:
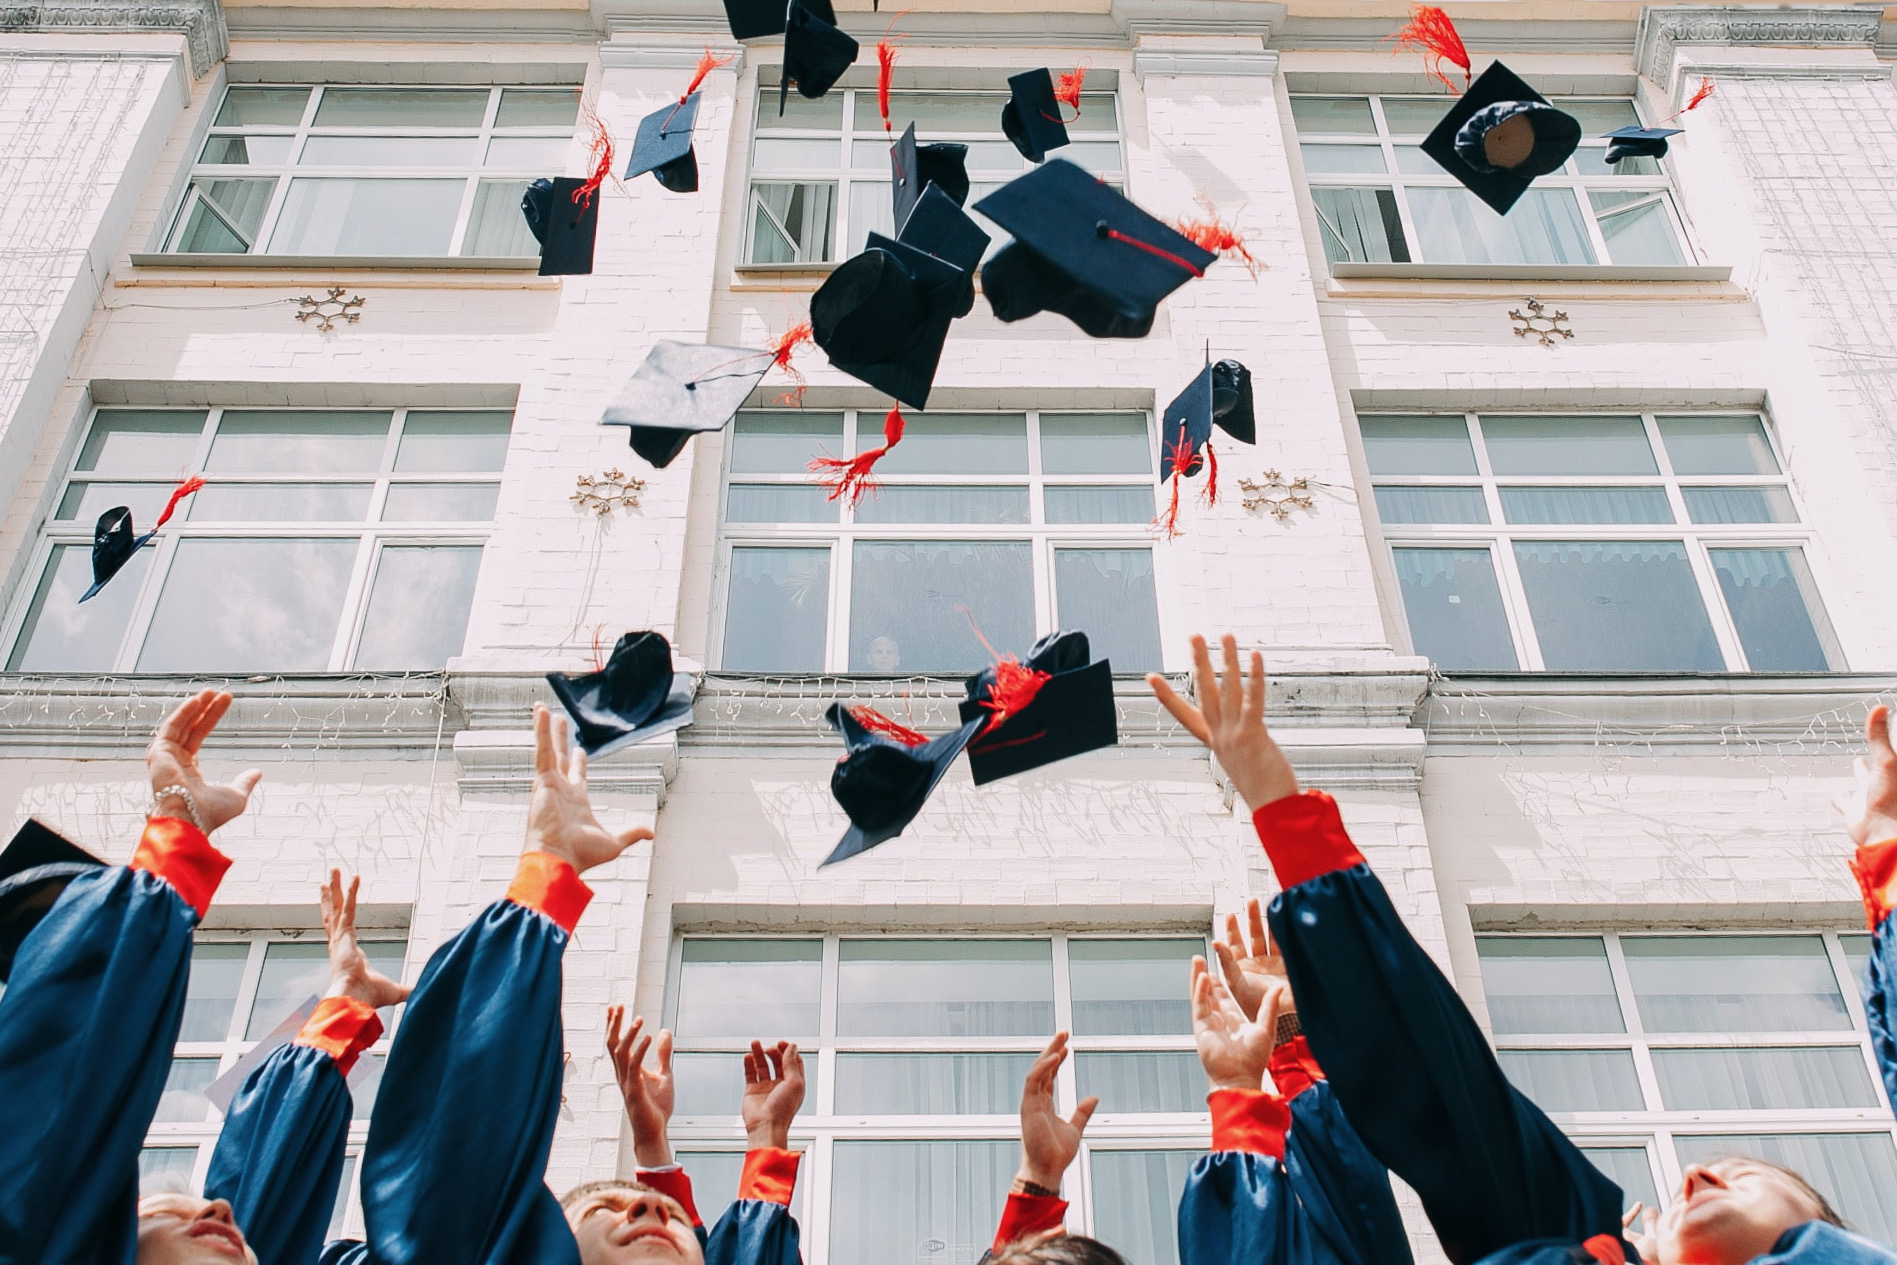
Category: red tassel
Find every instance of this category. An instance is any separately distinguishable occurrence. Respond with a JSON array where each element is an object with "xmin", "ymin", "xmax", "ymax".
[
  {"xmin": 1052, "ymin": 64, "xmax": 1088, "ymax": 121},
  {"xmin": 1104, "ymin": 228, "xmax": 1205, "ymax": 277},
  {"xmin": 769, "ymin": 320, "xmax": 815, "ymax": 406},
  {"xmin": 980, "ymin": 658, "xmax": 1051, "ymax": 734},
  {"xmin": 1202, "ymin": 442, "xmax": 1218, "ymax": 507},
  {"xmin": 1663, "ymin": 76, "xmax": 1714, "ymax": 121},
  {"xmin": 591, "ymin": 624, "xmax": 609, "ymax": 672},
  {"xmin": 683, "ymin": 48, "xmax": 734, "ymax": 100},
  {"xmin": 573, "ymin": 104, "xmax": 614, "ymax": 210},
  {"xmin": 1175, "ymin": 210, "xmax": 1261, "ymax": 278},
  {"xmin": 810, "ymin": 407, "xmax": 904, "ymax": 507},
  {"xmin": 1386, "ymin": 4, "xmax": 1471, "ymax": 91},
  {"xmin": 878, "ymin": 41, "xmax": 899, "ymax": 133},
  {"xmin": 151, "ymin": 476, "xmax": 205, "ymax": 531},
  {"xmin": 1157, "ymin": 470, "xmax": 1183, "ymax": 539},
  {"xmin": 849, "ymin": 705, "xmax": 929, "ymax": 747}
]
